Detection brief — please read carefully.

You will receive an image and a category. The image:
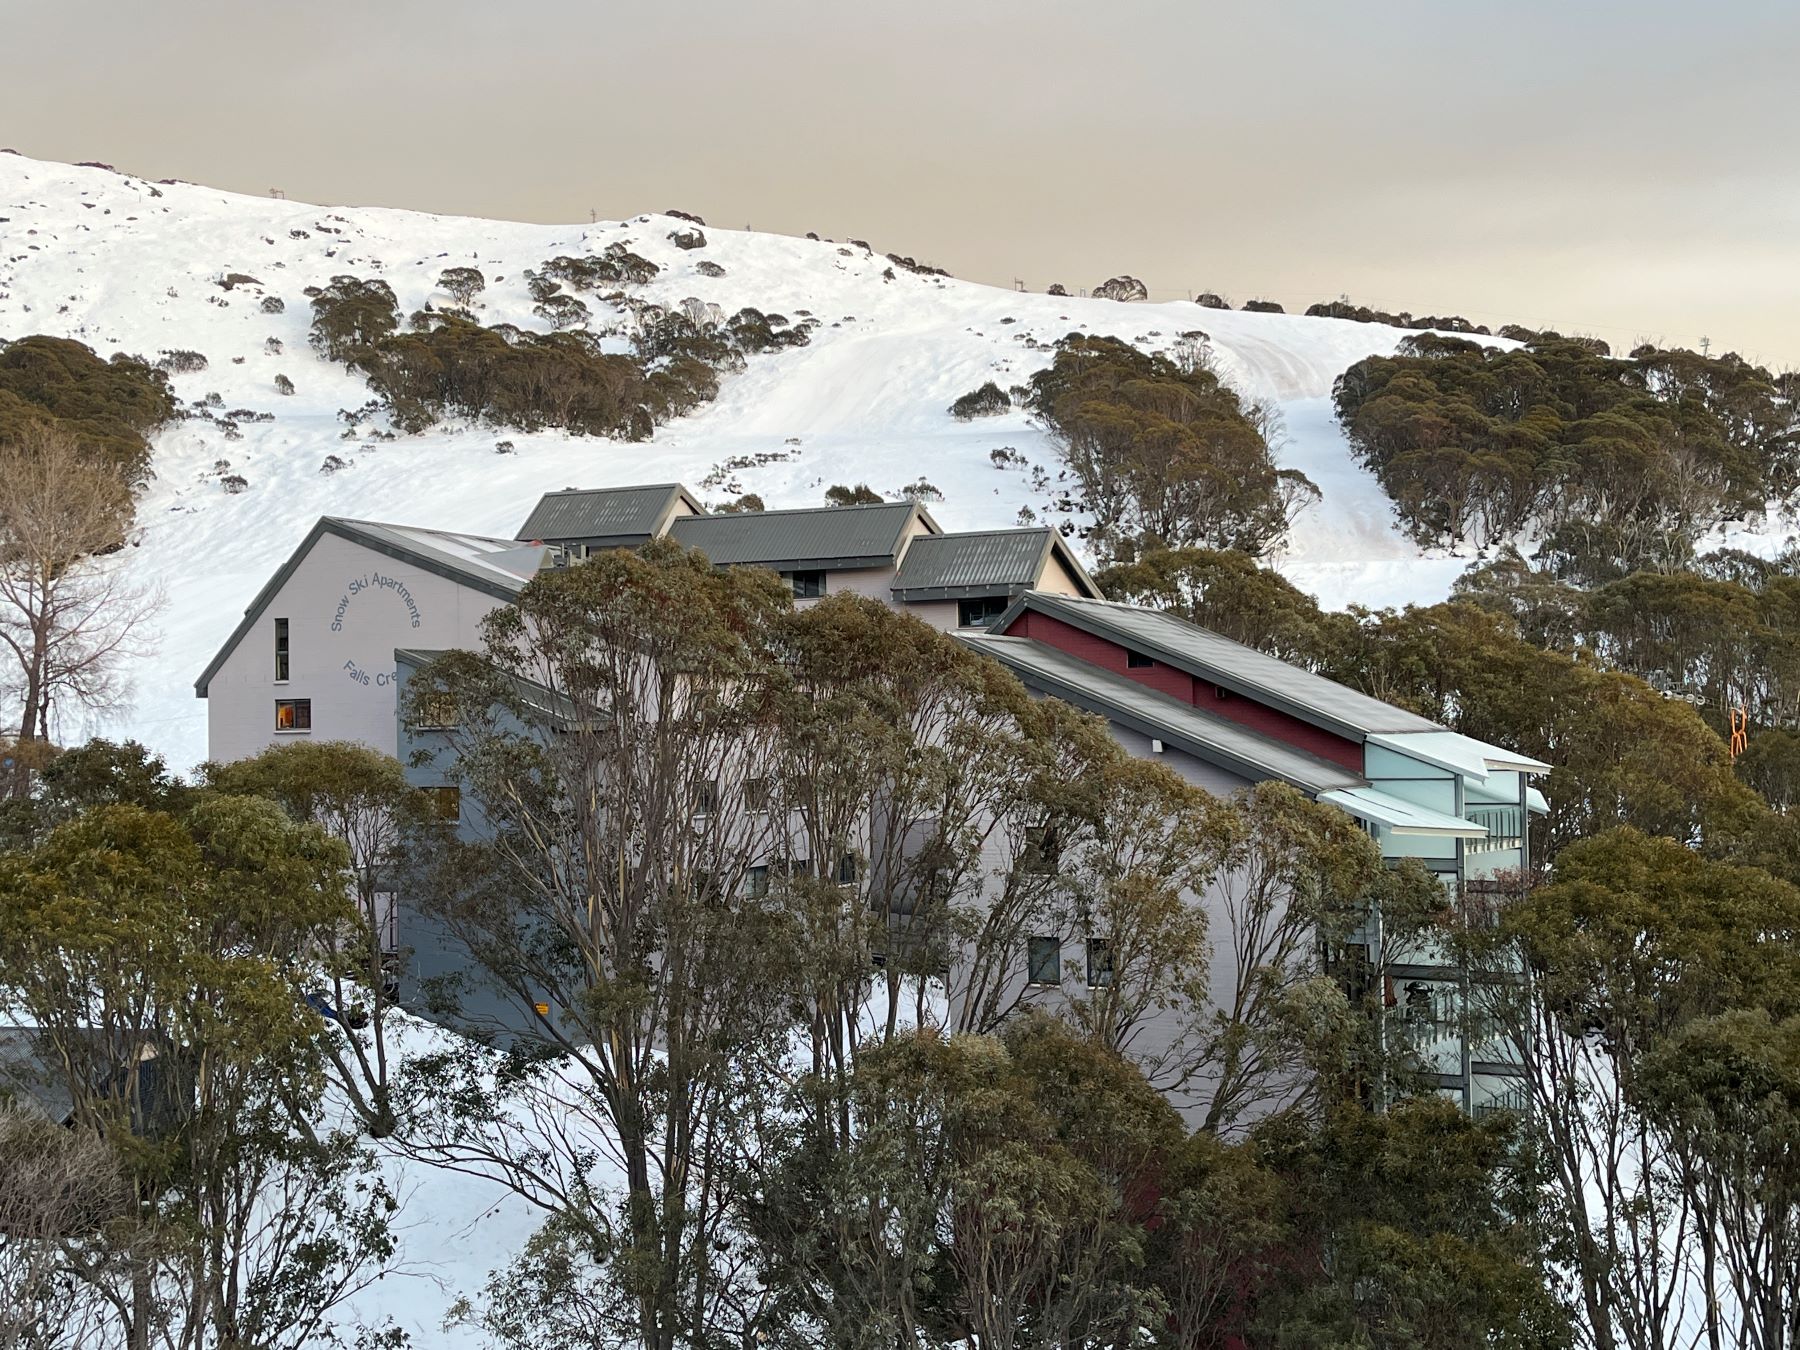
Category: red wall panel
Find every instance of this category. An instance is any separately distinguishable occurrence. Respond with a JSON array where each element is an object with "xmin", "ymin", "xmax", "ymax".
[{"xmin": 1004, "ymin": 609, "xmax": 1364, "ymax": 773}]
